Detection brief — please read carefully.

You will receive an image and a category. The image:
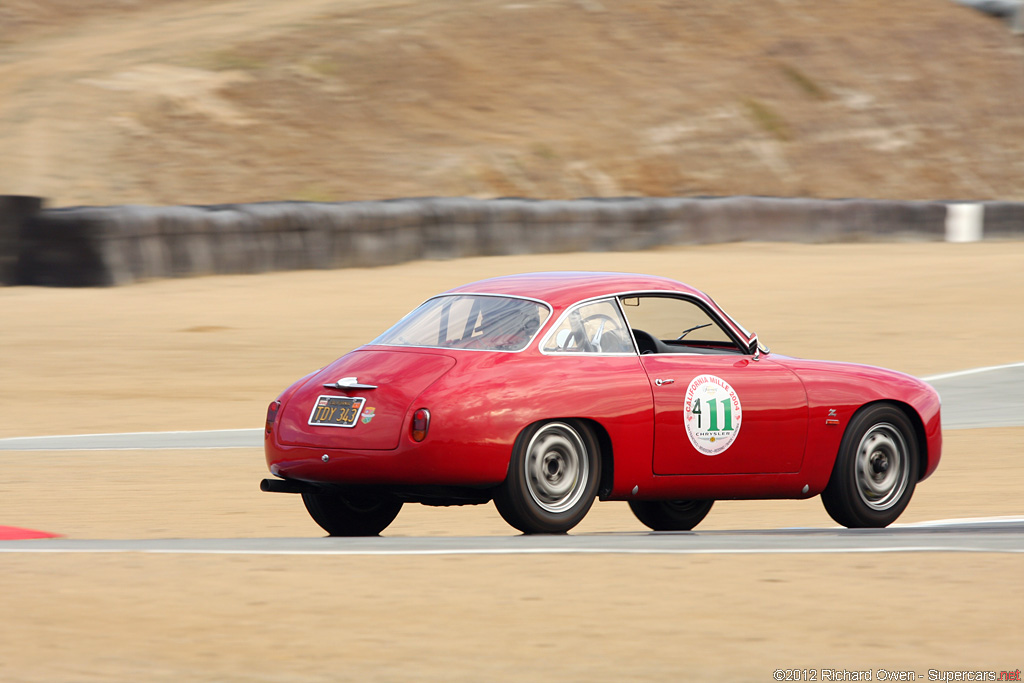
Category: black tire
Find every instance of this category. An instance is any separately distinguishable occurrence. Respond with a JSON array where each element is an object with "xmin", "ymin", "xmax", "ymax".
[
  {"xmin": 494, "ymin": 420, "xmax": 600, "ymax": 534},
  {"xmin": 821, "ymin": 403, "xmax": 919, "ymax": 528},
  {"xmin": 628, "ymin": 499, "xmax": 714, "ymax": 531},
  {"xmin": 301, "ymin": 488, "xmax": 402, "ymax": 536}
]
